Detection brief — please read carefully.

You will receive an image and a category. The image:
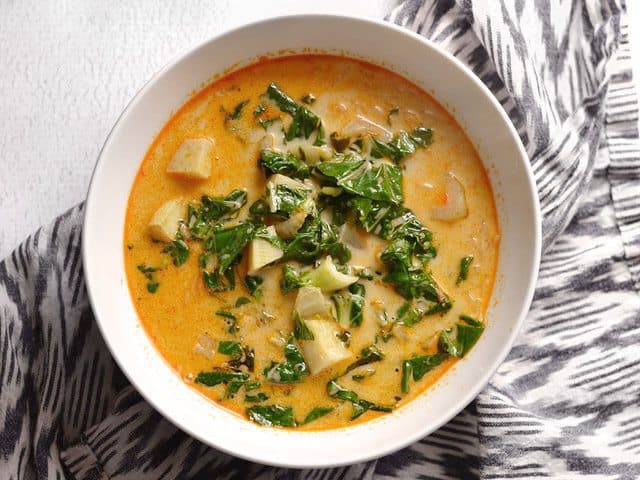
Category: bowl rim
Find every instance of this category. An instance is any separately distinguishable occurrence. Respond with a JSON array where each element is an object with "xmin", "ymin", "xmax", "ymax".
[{"xmin": 83, "ymin": 12, "xmax": 541, "ymax": 468}]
